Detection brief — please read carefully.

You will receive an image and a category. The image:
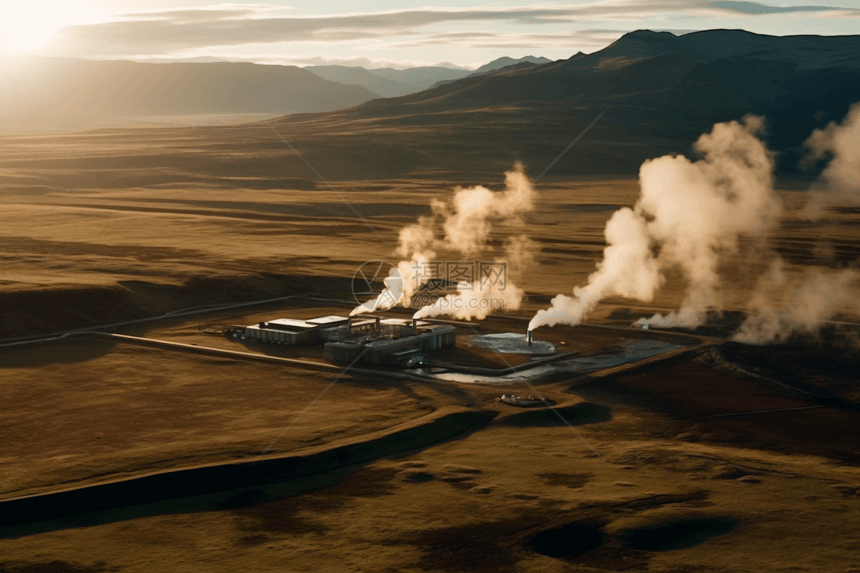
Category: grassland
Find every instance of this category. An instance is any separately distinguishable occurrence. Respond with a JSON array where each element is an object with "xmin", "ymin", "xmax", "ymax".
[{"xmin": 1, "ymin": 125, "xmax": 859, "ymax": 572}]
